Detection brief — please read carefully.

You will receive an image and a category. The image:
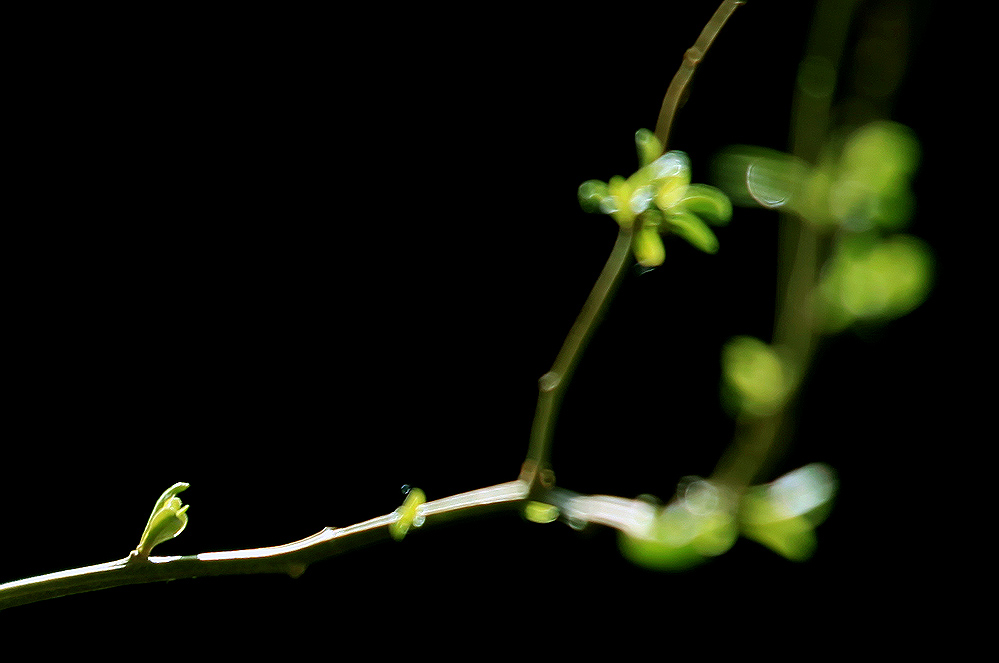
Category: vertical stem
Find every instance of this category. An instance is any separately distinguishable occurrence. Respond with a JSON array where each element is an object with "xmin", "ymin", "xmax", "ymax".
[
  {"xmin": 522, "ymin": 0, "xmax": 746, "ymax": 489},
  {"xmin": 521, "ymin": 228, "xmax": 633, "ymax": 487}
]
